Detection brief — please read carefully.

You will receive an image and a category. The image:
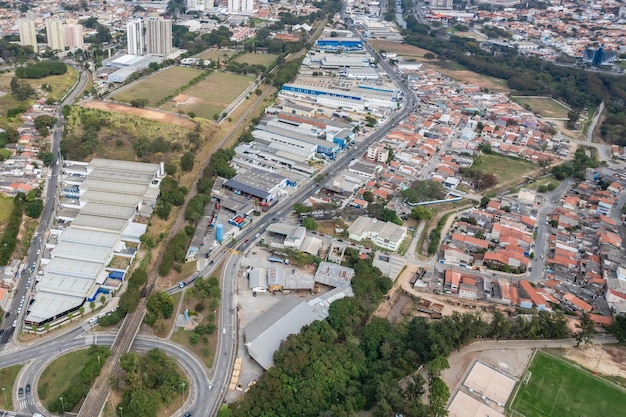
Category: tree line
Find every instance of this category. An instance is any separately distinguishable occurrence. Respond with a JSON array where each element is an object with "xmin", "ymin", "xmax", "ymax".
[
  {"xmin": 0, "ymin": 191, "xmax": 43, "ymax": 266},
  {"xmin": 16, "ymin": 62, "xmax": 67, "ymax": 79}
]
